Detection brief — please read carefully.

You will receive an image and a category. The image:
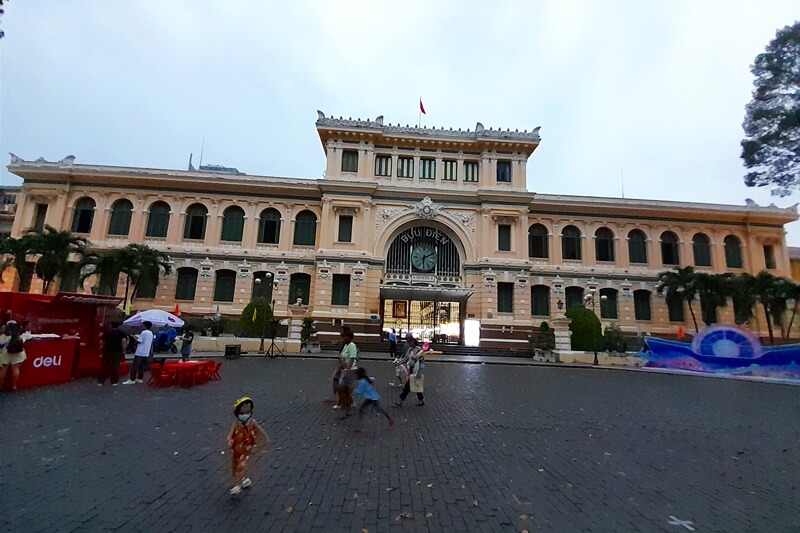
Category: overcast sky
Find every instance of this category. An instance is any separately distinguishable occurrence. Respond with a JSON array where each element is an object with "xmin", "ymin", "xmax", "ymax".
[{"xmin": 2, "ymin": 1, "xmax": 800, "ymax": 242}]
